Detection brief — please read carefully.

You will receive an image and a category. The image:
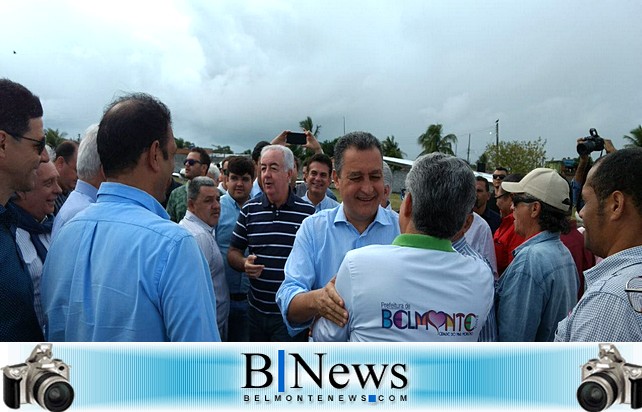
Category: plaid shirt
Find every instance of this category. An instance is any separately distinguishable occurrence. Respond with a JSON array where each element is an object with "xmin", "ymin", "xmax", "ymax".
[{"xmin": 555, "ymin": 246, "xmax": 642, "ymax": 342}]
